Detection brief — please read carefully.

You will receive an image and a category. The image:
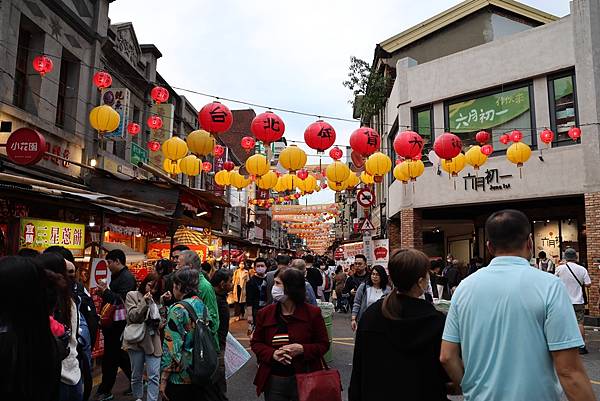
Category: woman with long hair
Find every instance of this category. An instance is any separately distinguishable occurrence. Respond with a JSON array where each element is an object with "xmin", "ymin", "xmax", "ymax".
[
  {"xmin": 231, "ymin": 260, "xmax": 250, "ymax": 321},
  {"xmin": 349, "ymin": 249, "xmax": 450, "ymax": 401},
  {"xmin": 351, "ymin": 264, "xmax": 391, "ymax": 331}
]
